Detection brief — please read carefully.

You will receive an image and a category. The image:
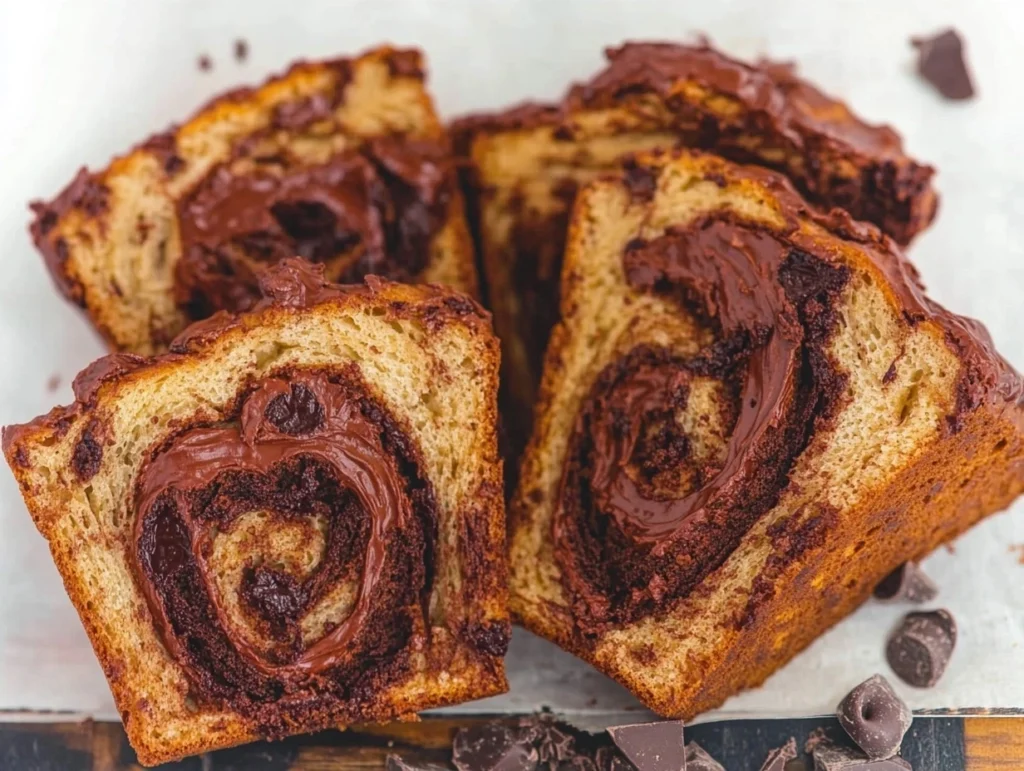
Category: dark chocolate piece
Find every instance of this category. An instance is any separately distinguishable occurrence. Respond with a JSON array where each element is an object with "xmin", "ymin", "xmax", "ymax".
[
  {"xmin": 607, "ymin": 721, "xmax": 684, "ymax": 771},
  {"xmin": 911, "ymin": 30, "xmax": 975, "ymax": 100},
  {"xmin": 873, "ymin": 563, "xmax": 938, "ymax": 604},
  {"xmin": 759, "ymin": 737, "xmax": 798, "ymax": 771},
  {"xmin": 387, "ymin": 755, "xmax": 451, "ymax": 771},
  {"xmin": 886, "ymin": 609, "xmax": 957, "ymax": 687},
  {"xmin": 594, "ymin": 746, "xmax": 635, "ymax": 771},
  {"xmin": 813, "ymin": 743, "xmax": 912, "ymax": 770},
  {"xmin": 685, "ymin": 741, "xmax": 725, "ymax": 771},
  {"xmin": 836, "ymin": 674, "xmax": 912, "ymax": 759},
  {"xmin": 453, "ymin": 723, "xmax": 539, "ymax": 771}
]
